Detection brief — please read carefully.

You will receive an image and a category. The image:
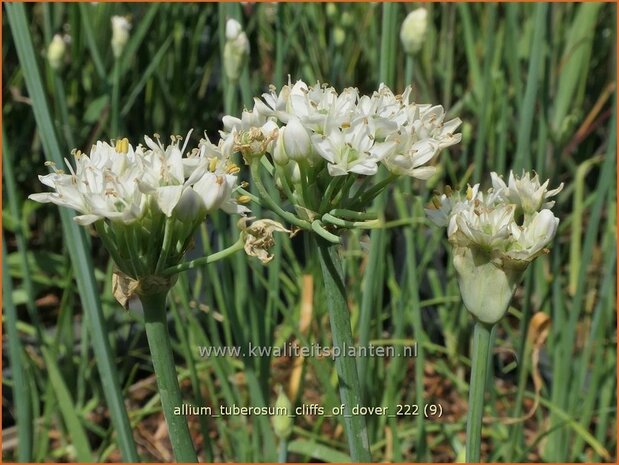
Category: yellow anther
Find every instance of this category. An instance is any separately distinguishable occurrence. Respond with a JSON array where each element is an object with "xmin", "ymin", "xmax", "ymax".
[
  {"xmin": 240, "ymin": 181, "xmax": 249, "ymax": 188},
  {"xmin": 238, "ymin": 195, "xmax": 251, "ymax": 204},
  {"xmin": 466, "ymin": 185, "xmax": 473, "ymax": 200},
  {"xmin": 208, "ymin": 157, "xmax": 218, "ymax": 172},
  {"xmin": 115, "ymin": 137, "xmax": 129, "ymax": 154},
  {"xmin": 226, "ymin": 164, "xmax": 240, "ymax": 174},
  {"xmin": 44, "ymin": 161, "xmax": 56, "ymax": 167},
  {"xmin": 431, "ymin": 196, "xmax": 442, "ymax": 209}
]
